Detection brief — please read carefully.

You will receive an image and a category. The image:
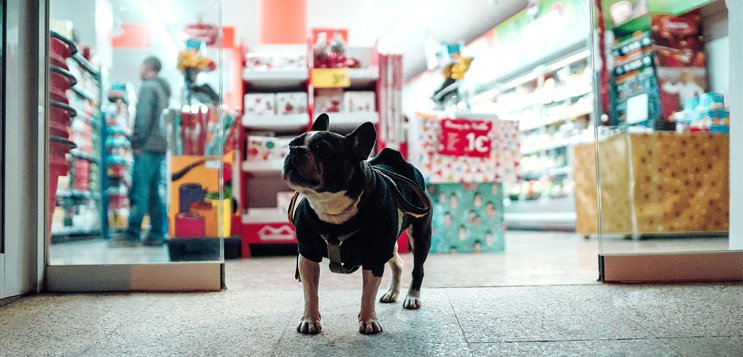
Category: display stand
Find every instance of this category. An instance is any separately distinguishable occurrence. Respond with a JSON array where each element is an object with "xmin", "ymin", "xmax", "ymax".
[
  {"xmin": 573, "ymin": 131, "xmax": 729, "ymax": 237},
  {"xmin": 237, "ymin": 42, "xmax": 405, "ymax": 257},
  {"xmin": 408, "ymin": 112, "xmax": 520, "ymax": 253},
  {"xmin": 49, "ymin": 32, "xmax": 106, "ymax": 242}
]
